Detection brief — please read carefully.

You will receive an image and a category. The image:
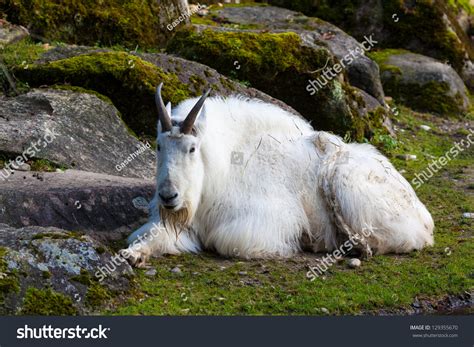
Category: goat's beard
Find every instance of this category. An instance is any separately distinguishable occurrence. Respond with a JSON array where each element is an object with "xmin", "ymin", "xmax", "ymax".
[{"xmin": 159, "ymin": 202, "xmax": 193, "ymax": 237}]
